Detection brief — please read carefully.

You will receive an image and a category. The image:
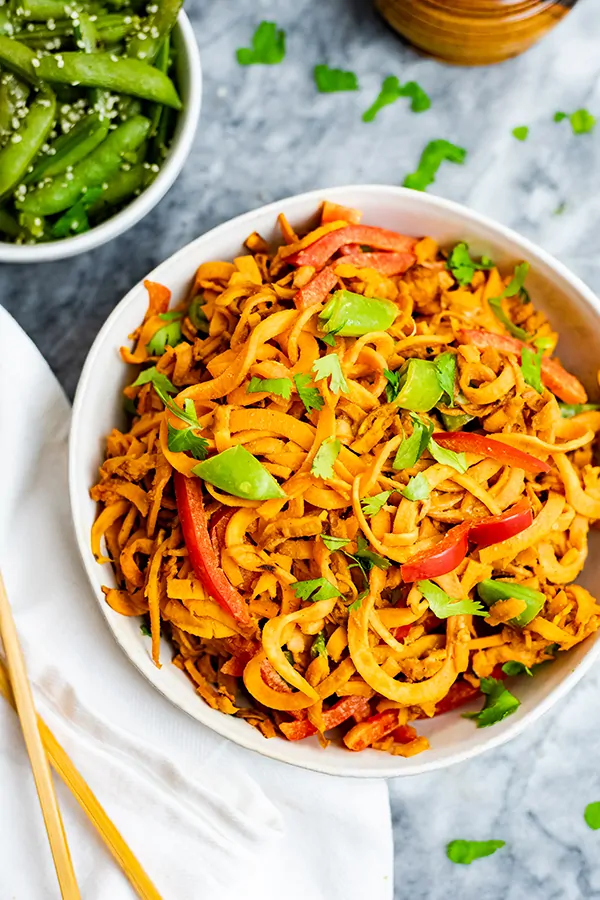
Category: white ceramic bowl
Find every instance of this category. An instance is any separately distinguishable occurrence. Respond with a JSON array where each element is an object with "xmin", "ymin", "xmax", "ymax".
[
  {"xmin": 70, "ymin": 185, "xmax": 600, "ymax": 777},
  {"xmin": 0, "ymin": 11, "xmax": 201, "ymax": 264}
]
